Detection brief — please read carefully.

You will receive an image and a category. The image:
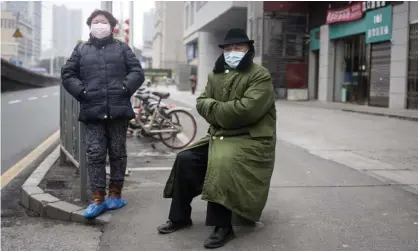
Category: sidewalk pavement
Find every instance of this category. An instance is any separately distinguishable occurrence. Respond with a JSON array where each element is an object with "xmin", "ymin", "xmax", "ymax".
[
  {"xmin": 97, "ymin": 90, "xmax": 418, "ymax": 251},
  {"xmin": 281, "ymin": 100, "xmax": 418, "ymax": 121},
  {"xmin": 156, "ymin": 86, "xmax": 418, "ymax": 194}
]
